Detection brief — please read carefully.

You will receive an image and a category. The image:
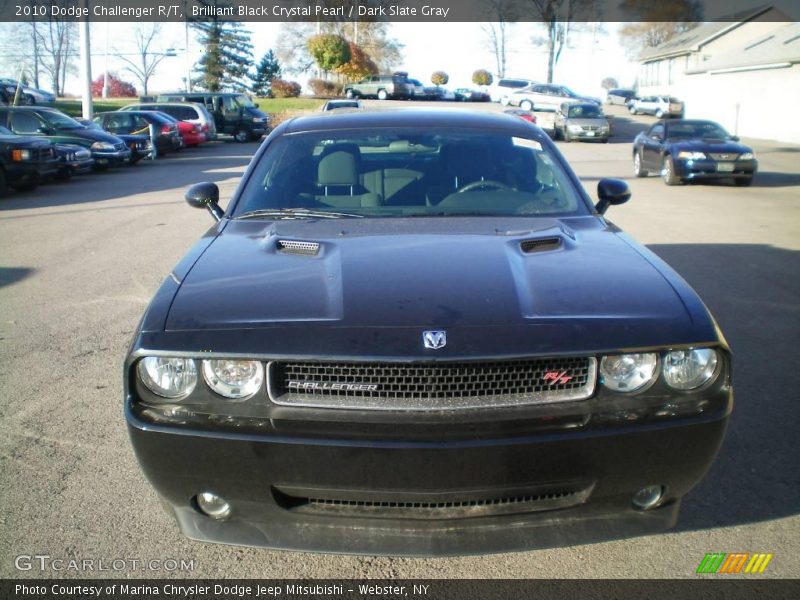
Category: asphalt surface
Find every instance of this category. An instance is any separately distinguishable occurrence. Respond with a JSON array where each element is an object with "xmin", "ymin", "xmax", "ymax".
[{"xmin": 1, "ymin": 102, "xmax": 798, "ymax": 579}]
